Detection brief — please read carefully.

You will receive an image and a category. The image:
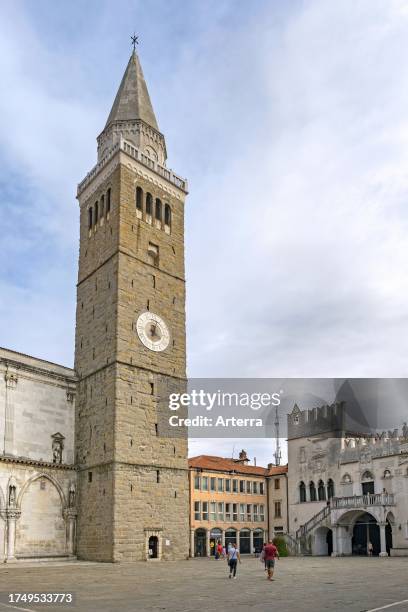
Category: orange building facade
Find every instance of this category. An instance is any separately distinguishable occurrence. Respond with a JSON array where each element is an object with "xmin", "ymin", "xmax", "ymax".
[{"xmin": 189, "ymin": 452, "xmax": 287, "ymax": 557}]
